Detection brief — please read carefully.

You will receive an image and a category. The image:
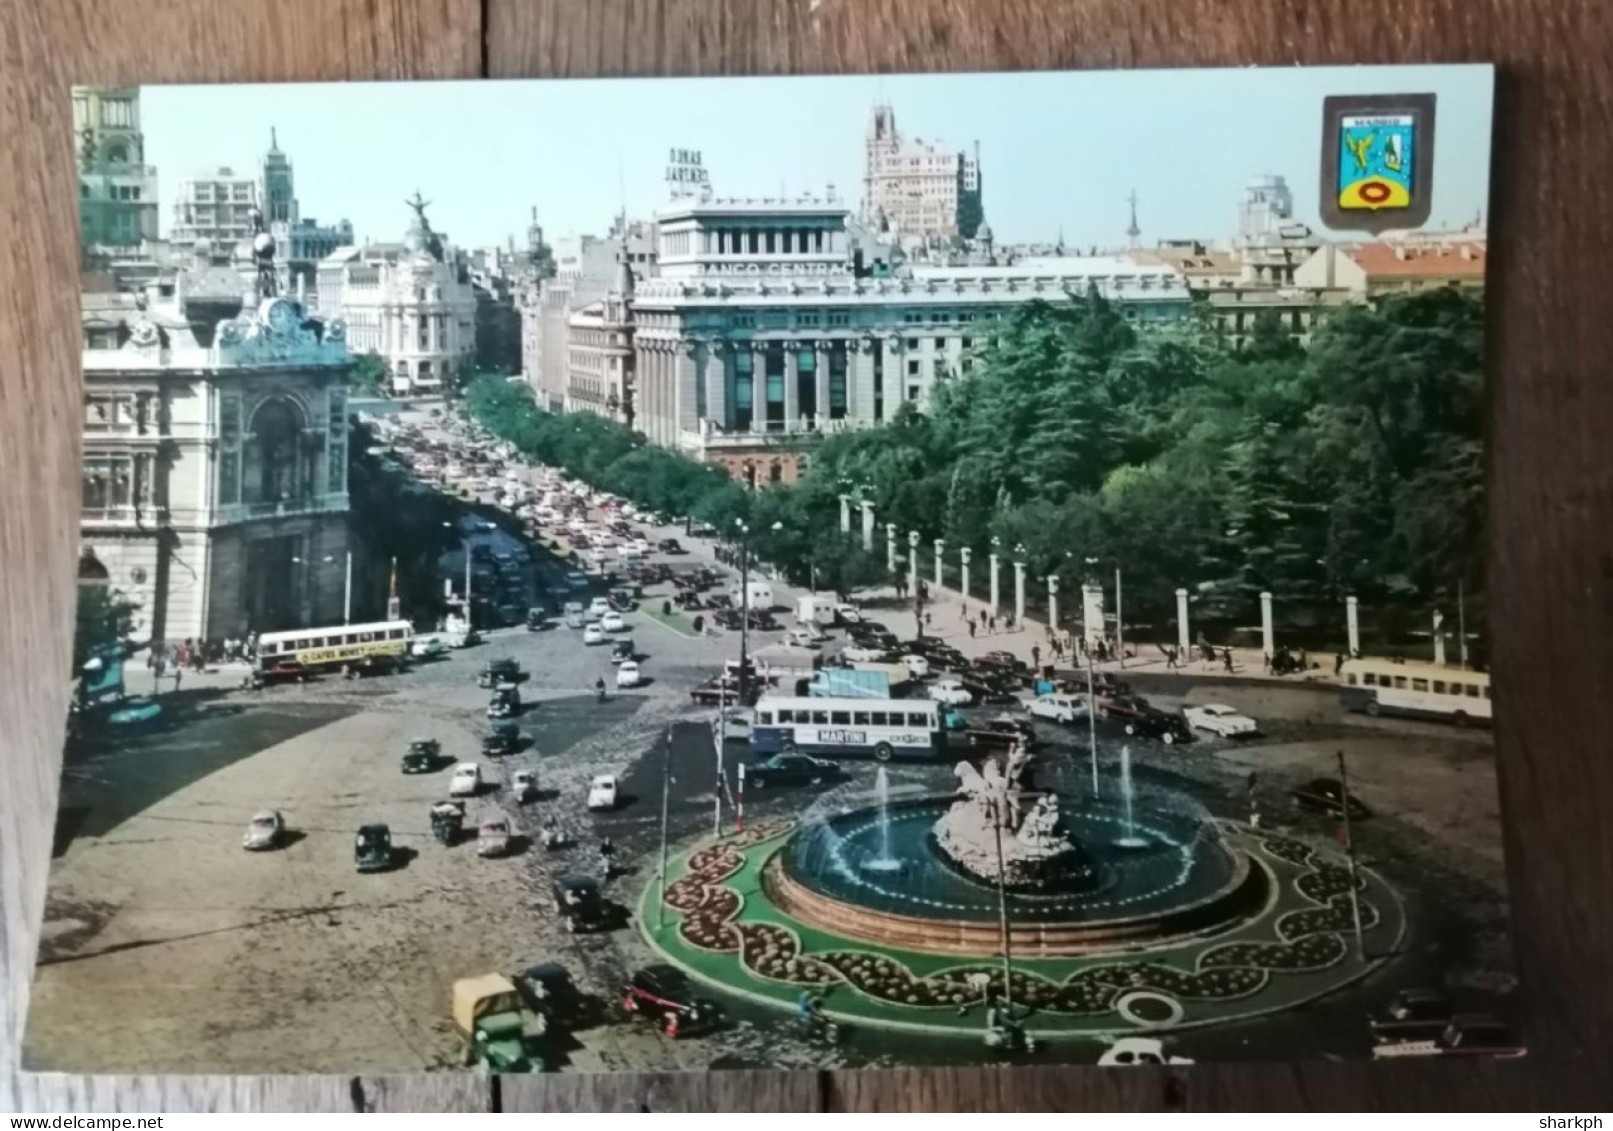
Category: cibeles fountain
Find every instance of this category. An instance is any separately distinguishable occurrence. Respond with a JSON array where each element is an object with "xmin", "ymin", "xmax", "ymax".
[{"xmin": 765, "ymin": 742, "xmax": 1269, "ymax": 957}]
